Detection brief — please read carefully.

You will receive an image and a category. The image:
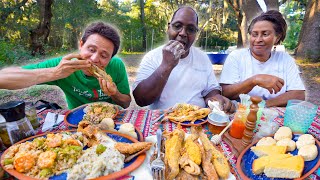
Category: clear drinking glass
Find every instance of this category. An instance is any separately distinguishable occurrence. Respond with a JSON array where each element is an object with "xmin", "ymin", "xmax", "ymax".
[
  {"xmin": 284, "ymin": 100, "xmax": 318, "ymax": 133},
  {"xmin": 25, "ymin": 102, "xmax": 40, "ymax": 130}
]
